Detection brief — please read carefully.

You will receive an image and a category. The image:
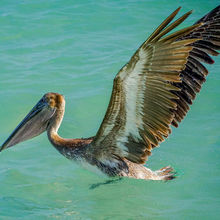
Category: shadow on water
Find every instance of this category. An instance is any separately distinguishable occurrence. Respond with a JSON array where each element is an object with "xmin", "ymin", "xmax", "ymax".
[{"xmin": 89, "ymin": 177, "xmax": 123, "ymax": 190}]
